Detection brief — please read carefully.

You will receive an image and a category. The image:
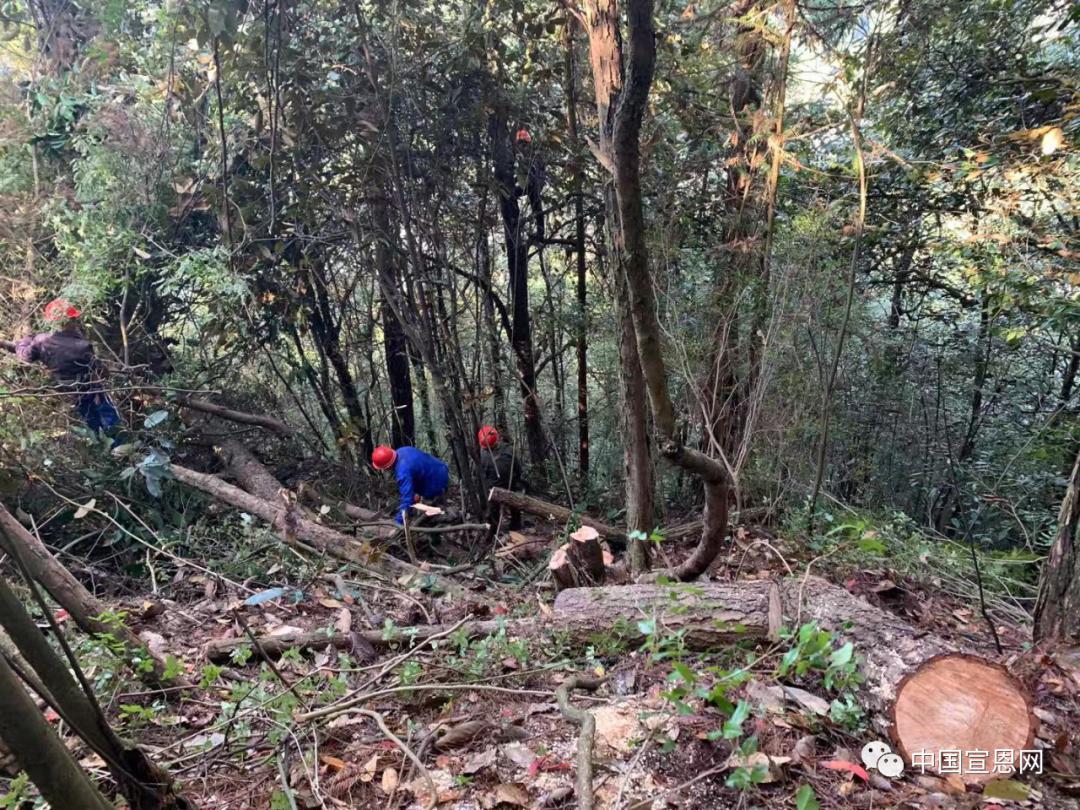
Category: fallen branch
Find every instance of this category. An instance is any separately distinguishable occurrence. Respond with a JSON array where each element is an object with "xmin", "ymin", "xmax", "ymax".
[
  {"xmin": 488, "ymin": 488, "xmax": 625, "ymax": 543},
  {"xmin": 177, "ymin": 397, "xmax": 293, "ymax": 436},
  {"xmin": 204, "ymin": 618, "xmax": 514, "ymax": 663},
  {"xmin": 555, "ymin": 675, "xmax": 605, "ymax": 810}
]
